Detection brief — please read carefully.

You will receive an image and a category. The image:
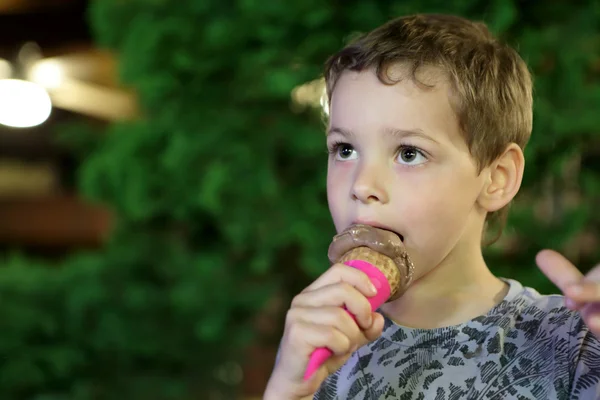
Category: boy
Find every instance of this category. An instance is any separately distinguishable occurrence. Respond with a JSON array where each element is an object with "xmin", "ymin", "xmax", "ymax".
[{"xmin": 264, "ymin": 14, "xmax": 600, "ymax": 399}]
